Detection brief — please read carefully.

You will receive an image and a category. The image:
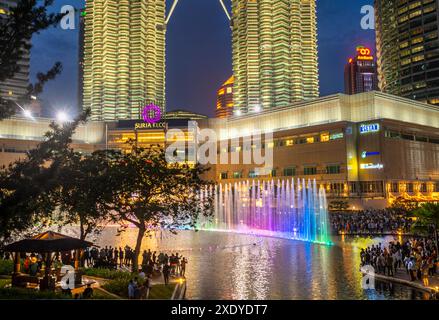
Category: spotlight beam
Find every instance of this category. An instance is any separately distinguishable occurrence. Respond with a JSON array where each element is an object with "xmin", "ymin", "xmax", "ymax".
[
  {"xmin": 218, "ymin": 0, "xmax": 231, "ymax": 21},
  {"xmin": 166, "ymin": 0, "xmax": 180, "ymax": 25}
]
